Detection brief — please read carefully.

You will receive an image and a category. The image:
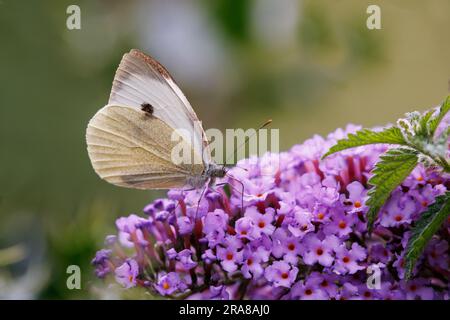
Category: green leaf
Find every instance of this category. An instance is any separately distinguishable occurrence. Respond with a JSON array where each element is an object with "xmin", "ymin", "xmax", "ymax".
[
  {"xmin": 322, "ymin": 127, "xmax": 407, "ymax": 159},
  {"xmin": 416, "ymin": 109, "xmax": 434, "ymax": 137},
  {"xmin": 405, "ymin": 192, "xmax": 450, "ymax": 279},
  {"xmin": 366, "ymin": 148, "xmax": 418, "ymax": 231},
  {"xmin": 428, "ymin": 95, "xmax": 450, "ymax": 136}
]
